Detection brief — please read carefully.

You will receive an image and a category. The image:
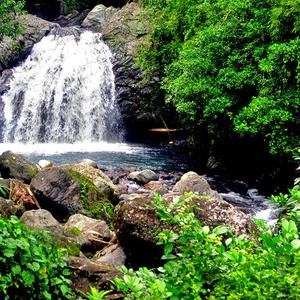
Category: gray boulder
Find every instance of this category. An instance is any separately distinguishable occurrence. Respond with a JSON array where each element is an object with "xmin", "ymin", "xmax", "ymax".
[
  {"xmin": 0, "ymin": 198, "xmax": 23, "ymax": 219},
  {"xmin": 128, "ymin": 169, "xmax": 159, "ymax": 184},
  {"xmin": 0, "ymin": 151, "xmax": 39, "ymax": 183},
  {"xmin": 81, "ymin": 5, "xmax": 119, "ymax": 28}
]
